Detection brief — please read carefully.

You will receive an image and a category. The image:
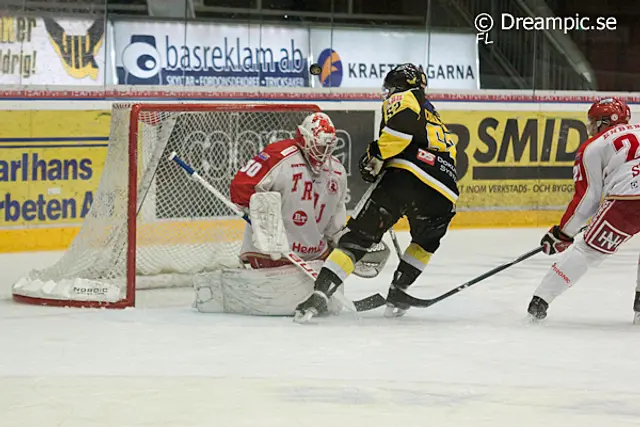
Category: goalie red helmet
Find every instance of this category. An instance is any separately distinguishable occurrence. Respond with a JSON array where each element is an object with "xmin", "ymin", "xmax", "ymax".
[
  {"xmin": 587, "ymin": 97, "xmax": 630, "ymax": 137},
  {"xmin": 295, "ymin": 112, "xmax": 337, "ymax": 174}
]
